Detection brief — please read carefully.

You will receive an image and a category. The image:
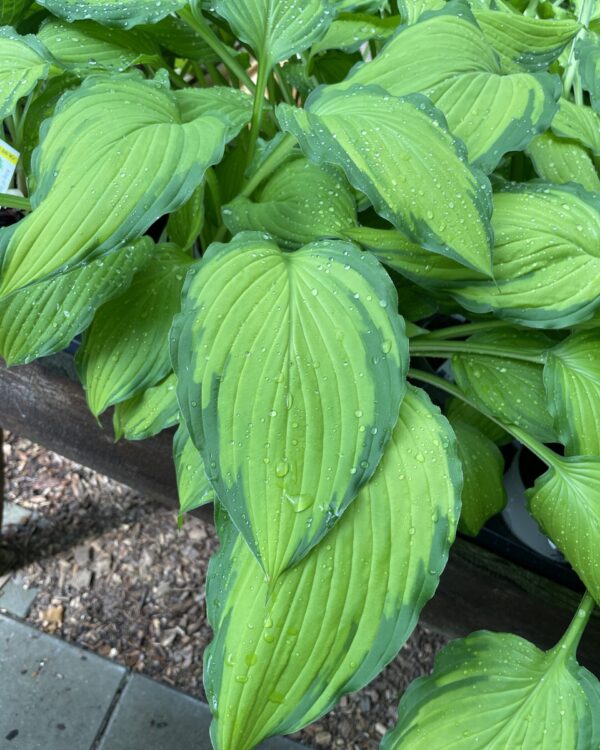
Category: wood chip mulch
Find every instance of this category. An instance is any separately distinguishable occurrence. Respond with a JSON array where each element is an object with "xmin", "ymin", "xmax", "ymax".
[{"xmin": 0, "ymin": 431, "xmax": 448, "ymax": 749}]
